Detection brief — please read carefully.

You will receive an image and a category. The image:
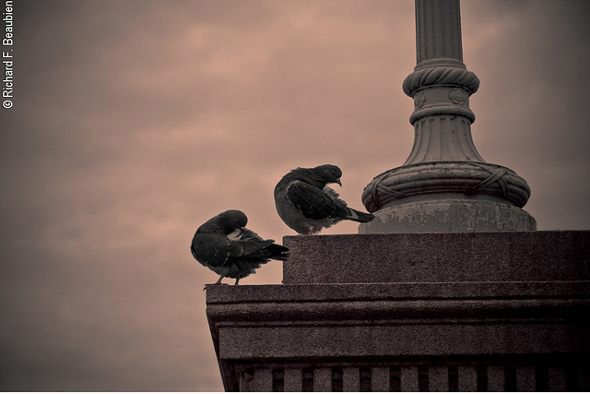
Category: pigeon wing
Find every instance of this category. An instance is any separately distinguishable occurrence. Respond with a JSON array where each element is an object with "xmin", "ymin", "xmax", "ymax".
[
  {"xmin": 237, "ymin": 228, "xmax": 266, "ymax": 242},
  {"xmin": 228, "ymin": 238, "xmax": 275, "ymax": 257},
  {"xmin": 286, "ymin": 181, "xmax": 348, "ymax": 219},
  {"xmin": 233, "ymin": 228, "xmax": 288, "ymax": 260},
  {"xmin": 323, "ymin": 185, "xmax": 349, "ymax": 206},
  {"xmin": 191, "ymin": 233, "xmax": 232, "ymax": 267}
]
